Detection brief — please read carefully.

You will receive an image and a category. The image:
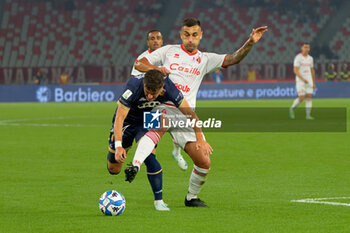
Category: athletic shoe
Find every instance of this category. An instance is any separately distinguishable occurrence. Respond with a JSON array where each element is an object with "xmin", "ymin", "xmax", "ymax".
[
  {"xmin": 289, "ymin": 108, "xmax": 295, "ymax": 119},
  {"xmin": 306, "ymin": 116, "xmax": 315, "ymax": 120},
  {"xmin": 185, "ymin": 197, "xmax": 208, "ymax": 207},
  {"xmin": 154, "ymin": 200, "xmax": 170, "ymax": 211},
  {"xmin": 124, "ymin": 163, "xmax": 139, "ymax": 183},
  {"xmin": 172, "ymin": 152, "xmax": 188, "ymax": 171}
]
